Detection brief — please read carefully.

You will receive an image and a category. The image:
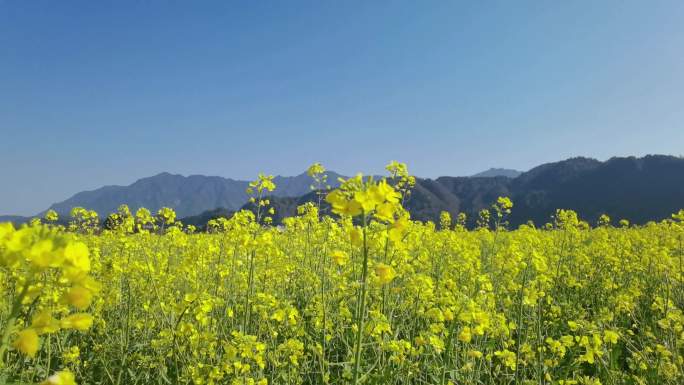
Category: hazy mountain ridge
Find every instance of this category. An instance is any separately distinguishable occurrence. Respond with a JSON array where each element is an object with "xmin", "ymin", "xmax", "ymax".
[
  {"xmin": 0, "ymin": 215, "xmax": 31, "ymax": 224},
  {"xmin": 225, "ymin": 155, "xmax": 684, "ymax": 227},
  {"xmin": 3, "ymin": 155, "xmax": 684, "ymax": 227},
  {"xmin": 471, "ymin": 168, "xmax": 522, "ymax": 178},
  {"xmin": 43, "ymin": 171, "xmax": 344, "ymax": 218},
  {"xmin": 413, "ymin": 155, "xmax": 684, "ymax": 226},
  {"xmin": 507, "ymin": 155, "xmax": 684, "ymax": 225}
]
